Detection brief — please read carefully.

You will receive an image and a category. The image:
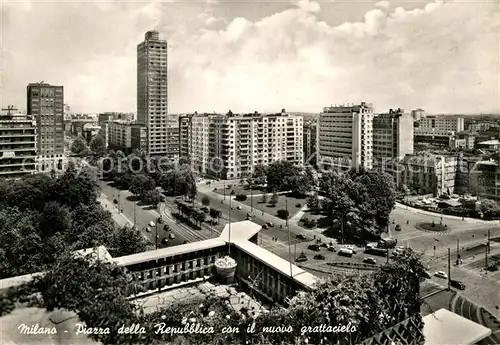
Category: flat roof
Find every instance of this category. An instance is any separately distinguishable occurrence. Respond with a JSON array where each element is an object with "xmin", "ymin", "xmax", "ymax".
[
  {"xmin": 478, "ymin": 140, "xmax": 500, "ymax": 145},
  {"xmin": 423, "ymin": 308, "xmax": 491, "ymax": 345},
  {"xmin": 235, "ymin": 239, "xmax": 320, "ymax": 290},
  {"xmin": 114, "ymin": 238, "xmax": 225, "ymax": 266},
  {"xmin": 219, "ymin": 220, "xmax": 262, "ymax": 242}
]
